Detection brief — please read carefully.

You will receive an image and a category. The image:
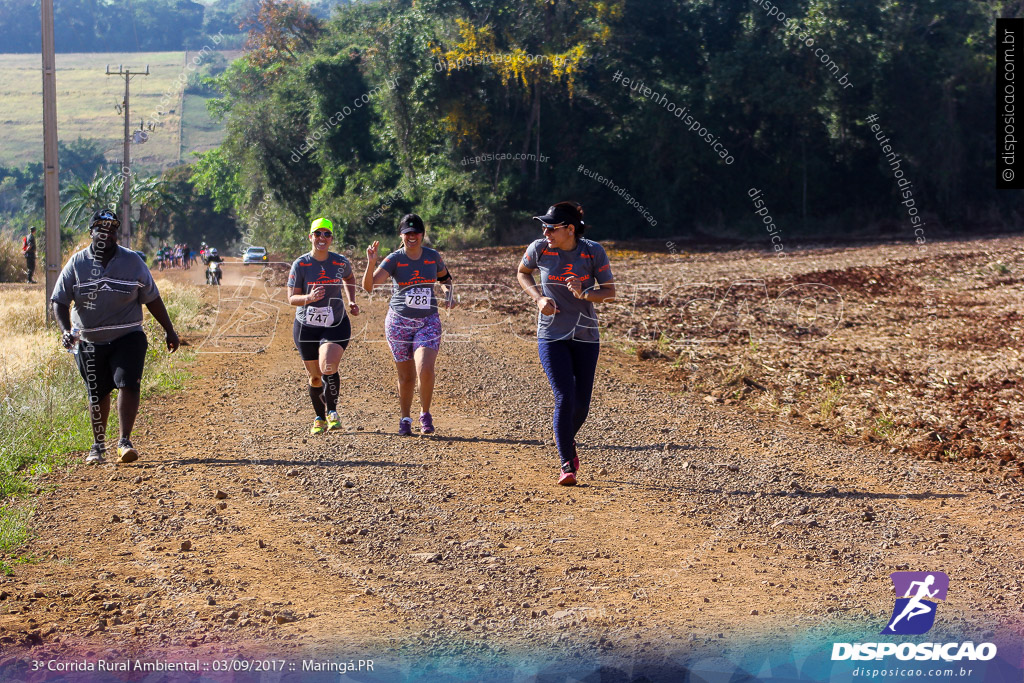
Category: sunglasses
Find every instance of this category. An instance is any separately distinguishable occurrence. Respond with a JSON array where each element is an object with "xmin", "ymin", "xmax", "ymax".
[
  {"xmin": 311, "ymin": 230, "xmax": 333, "ymax": 238},
  {"xmin": 90, "ymin": 220, "xmax": 119, "ymax": 231},
  {"xmin": 541, "ymin": 223, "xmax": 566, "ymax": 233}
]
